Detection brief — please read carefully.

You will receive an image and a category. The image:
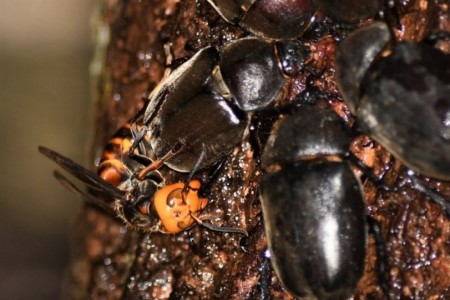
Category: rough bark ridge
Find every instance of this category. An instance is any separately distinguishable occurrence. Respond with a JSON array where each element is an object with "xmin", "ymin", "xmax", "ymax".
[{"xmin": 64, "ymin": 0, "xmax": 450, "ymax": 299}]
